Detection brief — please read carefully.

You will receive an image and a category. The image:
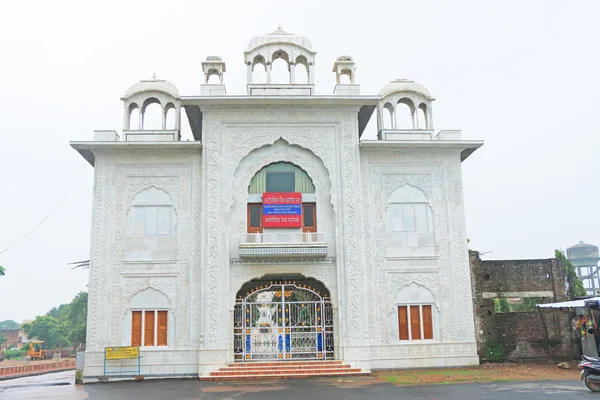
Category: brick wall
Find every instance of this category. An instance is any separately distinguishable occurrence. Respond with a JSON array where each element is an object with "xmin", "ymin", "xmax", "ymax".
[{"xmin": 470, "ymin": 251, "xmax": 574, "ymax": 361}]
